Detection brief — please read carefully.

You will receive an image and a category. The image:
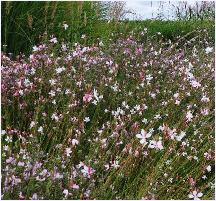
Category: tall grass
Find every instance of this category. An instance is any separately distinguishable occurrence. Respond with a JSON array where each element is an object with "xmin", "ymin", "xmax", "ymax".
[
  {"xmin": 1, "ymin": 1, "xmax": 105, "ymax": 56},
  {"xmin": 1, "ymin": 1, "xmax": 215, "ymax": 56}
]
